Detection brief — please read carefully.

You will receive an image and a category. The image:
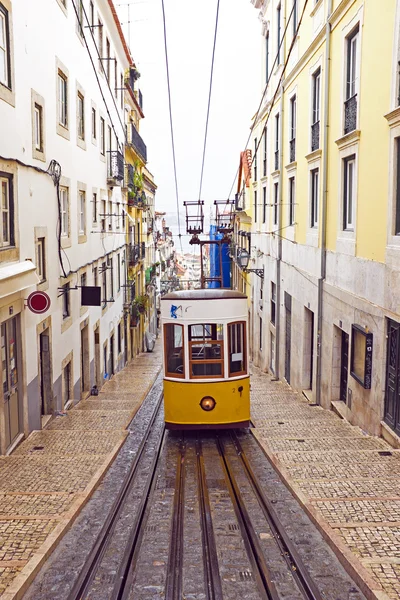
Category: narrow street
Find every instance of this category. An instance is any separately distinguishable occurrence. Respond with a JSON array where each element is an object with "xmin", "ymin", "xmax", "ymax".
[{"xmin": 0, "ymin": 345, "xmax": 391, "ymax": 599}]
